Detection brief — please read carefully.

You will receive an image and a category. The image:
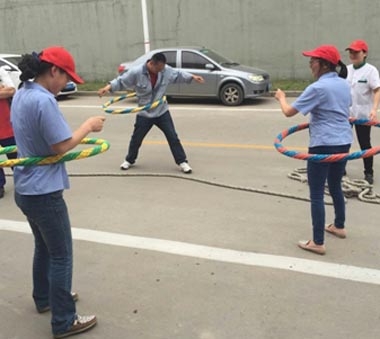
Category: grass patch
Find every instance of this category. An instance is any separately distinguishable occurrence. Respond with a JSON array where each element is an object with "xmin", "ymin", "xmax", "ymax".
[
  {"xmin": 271, "ymin": 79, "xmax": 313, "ymax": 91},
  {"xmin": 78, "ymin": 79, "xmax": 314, "ymax": 92},
  {"xmin": 77, "ymin": 81, "xmax": 107, "ymax": 91}
]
